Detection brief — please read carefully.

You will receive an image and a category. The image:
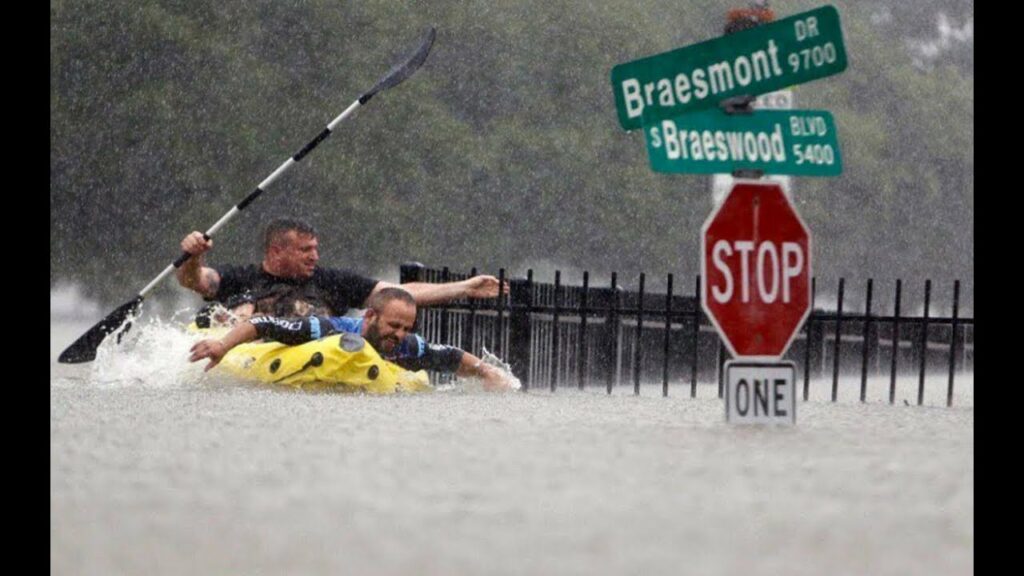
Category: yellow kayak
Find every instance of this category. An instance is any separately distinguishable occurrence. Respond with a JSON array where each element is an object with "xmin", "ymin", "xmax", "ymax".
[{"xmin": 193, "ymin": 325, "xmax": 432, "ymax": 394}]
